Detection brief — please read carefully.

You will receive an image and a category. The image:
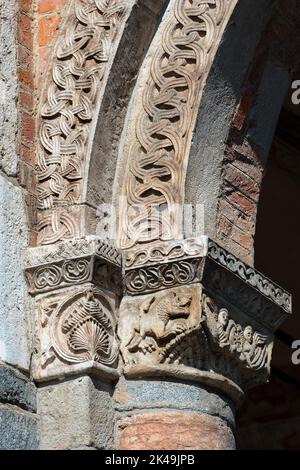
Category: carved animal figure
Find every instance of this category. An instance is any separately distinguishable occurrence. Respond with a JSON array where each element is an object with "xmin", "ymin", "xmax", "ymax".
[{"xmin": 120, "ymin": 291, "xmax": 192, "ymax": 364}]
